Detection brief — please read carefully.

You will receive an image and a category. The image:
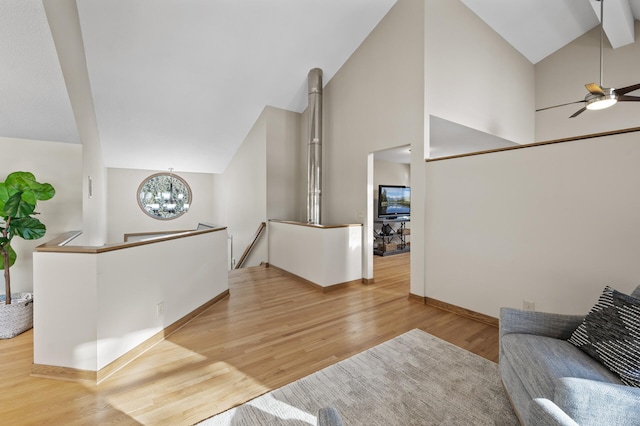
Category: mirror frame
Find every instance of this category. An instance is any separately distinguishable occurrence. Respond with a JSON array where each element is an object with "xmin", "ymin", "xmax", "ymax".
[{"xmin": 137, "ymin": 172, "xmax": 192, "ymax": 220}]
